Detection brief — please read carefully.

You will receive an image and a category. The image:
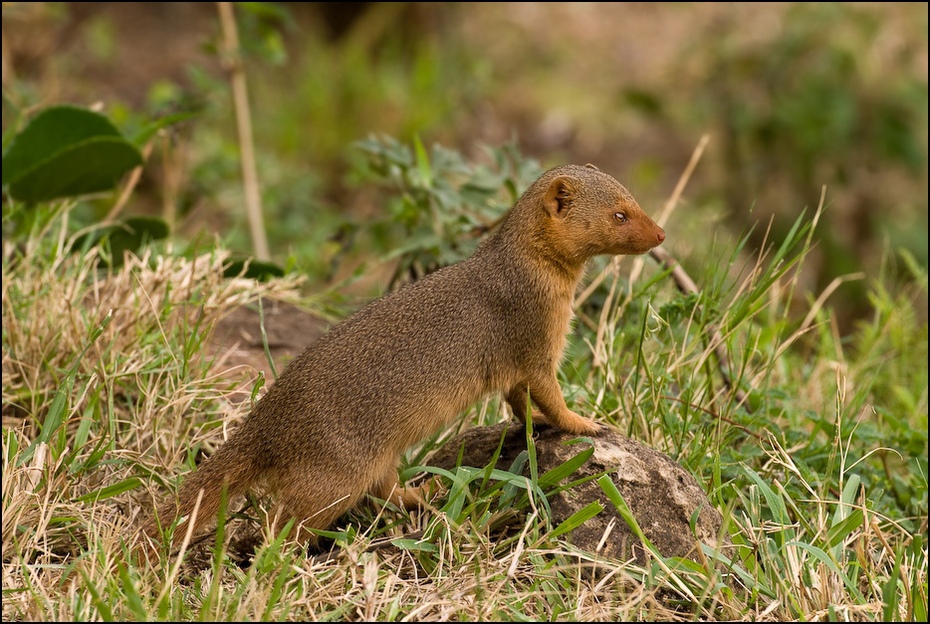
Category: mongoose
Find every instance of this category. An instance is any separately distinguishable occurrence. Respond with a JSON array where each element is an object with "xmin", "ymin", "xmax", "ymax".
[{"xmin": 141, "ymin": 163, "xmax": 666, "ymax": 553}]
